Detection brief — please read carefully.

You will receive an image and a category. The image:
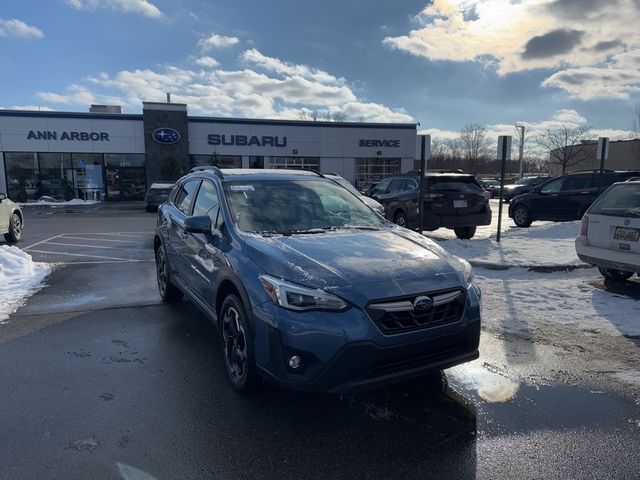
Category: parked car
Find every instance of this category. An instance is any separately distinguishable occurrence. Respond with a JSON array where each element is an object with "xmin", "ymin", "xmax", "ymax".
[
  {"xmin": 369, "ymin": 172, "xmax": 492, "ymax": 239},
  {"xmin": 0, "ymin": 193, "xmax": 23, "ymax": 243},
  {"xmin": 575, "ymin": 180, "xmax": 640, "ymax": 282},
  {"xmin": 509, "ymin": 170, "xmax": 640, "ymax": 228},
  {"xmin": 145, "ymin": 182, "xmax": 175, "ymax": 212},
  {"xmin": 501, "ymin": 176, "xmax": 550, "ymax": 202},
  {"xmin": 478, "ymin": 179, "xmax": 501, "ymax": 198},
  {"xmin": 154, "ymin": 168, "xmax": 481, "ymax": 393},
  {"xmin": 323, "ymin": 173, "xmax": 385, "ymax": 215}
]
